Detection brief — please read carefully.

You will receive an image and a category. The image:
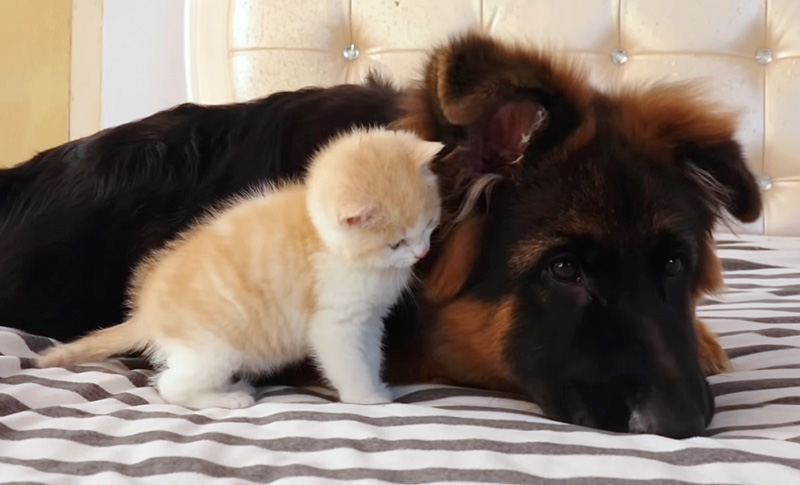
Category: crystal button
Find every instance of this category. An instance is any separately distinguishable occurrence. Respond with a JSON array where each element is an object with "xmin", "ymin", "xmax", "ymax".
[
  {"xmin": 756, "ymin": 48, "xmax": 773, "ymax": 65},
  {"xmin": 611, "ymin": 48, "xmax": 628, "ymax": 65},
  {"xmin": 343, "ymin": 43, "xmax": 360, "ymax": 61},
  {"xmin": 756, "ymin": 174, "xmax": 773, "ymax": 192}
]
